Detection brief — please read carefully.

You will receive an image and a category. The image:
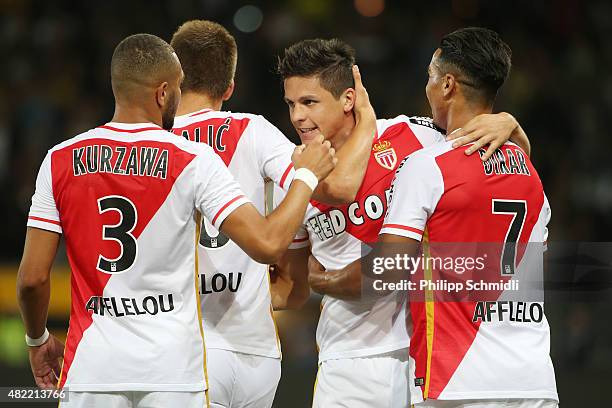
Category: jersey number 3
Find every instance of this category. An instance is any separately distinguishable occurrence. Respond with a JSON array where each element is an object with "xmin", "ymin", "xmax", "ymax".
[
  {"xmin": 492, "ymin": 199, "xmax": 526, "ymax": 276},
  {"xmin": 97, "ymin": 195, "xmax": 138, "ymax": 274}
]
